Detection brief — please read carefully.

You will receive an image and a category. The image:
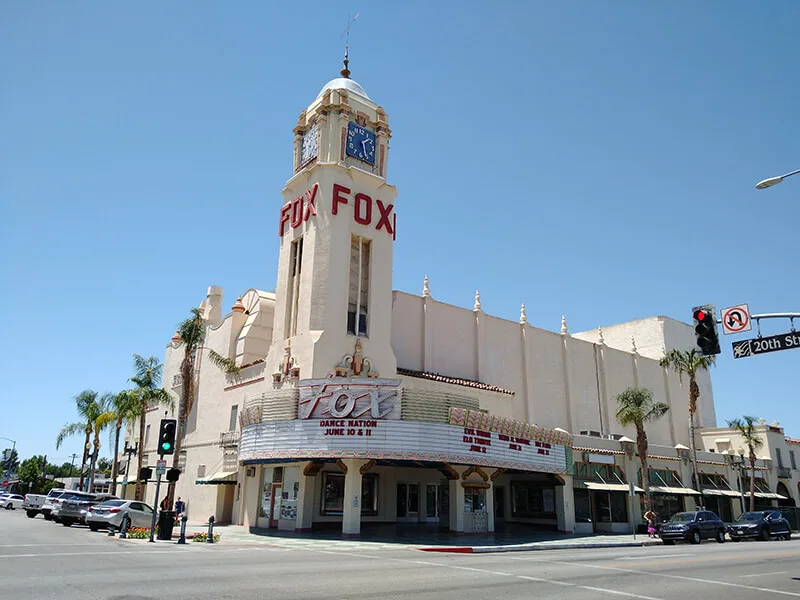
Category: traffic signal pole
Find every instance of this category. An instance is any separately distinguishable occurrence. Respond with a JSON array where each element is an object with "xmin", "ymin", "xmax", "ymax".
[{"xmin": 148, "ymin": 454, "xmax": 163, "ymax": 543}]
